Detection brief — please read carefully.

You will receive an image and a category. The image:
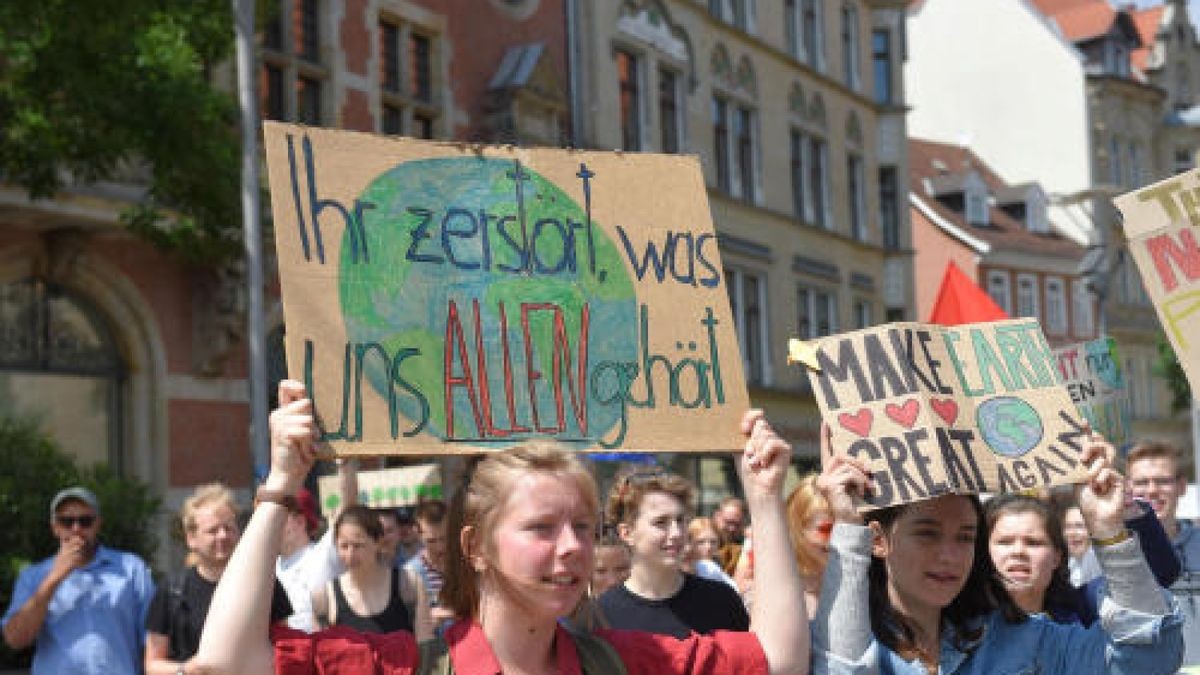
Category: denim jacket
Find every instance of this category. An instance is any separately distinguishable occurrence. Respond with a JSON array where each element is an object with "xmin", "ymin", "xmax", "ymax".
[{"xmin": 812, "ymin": 524, "xmax": 1185, "ymax": 675}]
